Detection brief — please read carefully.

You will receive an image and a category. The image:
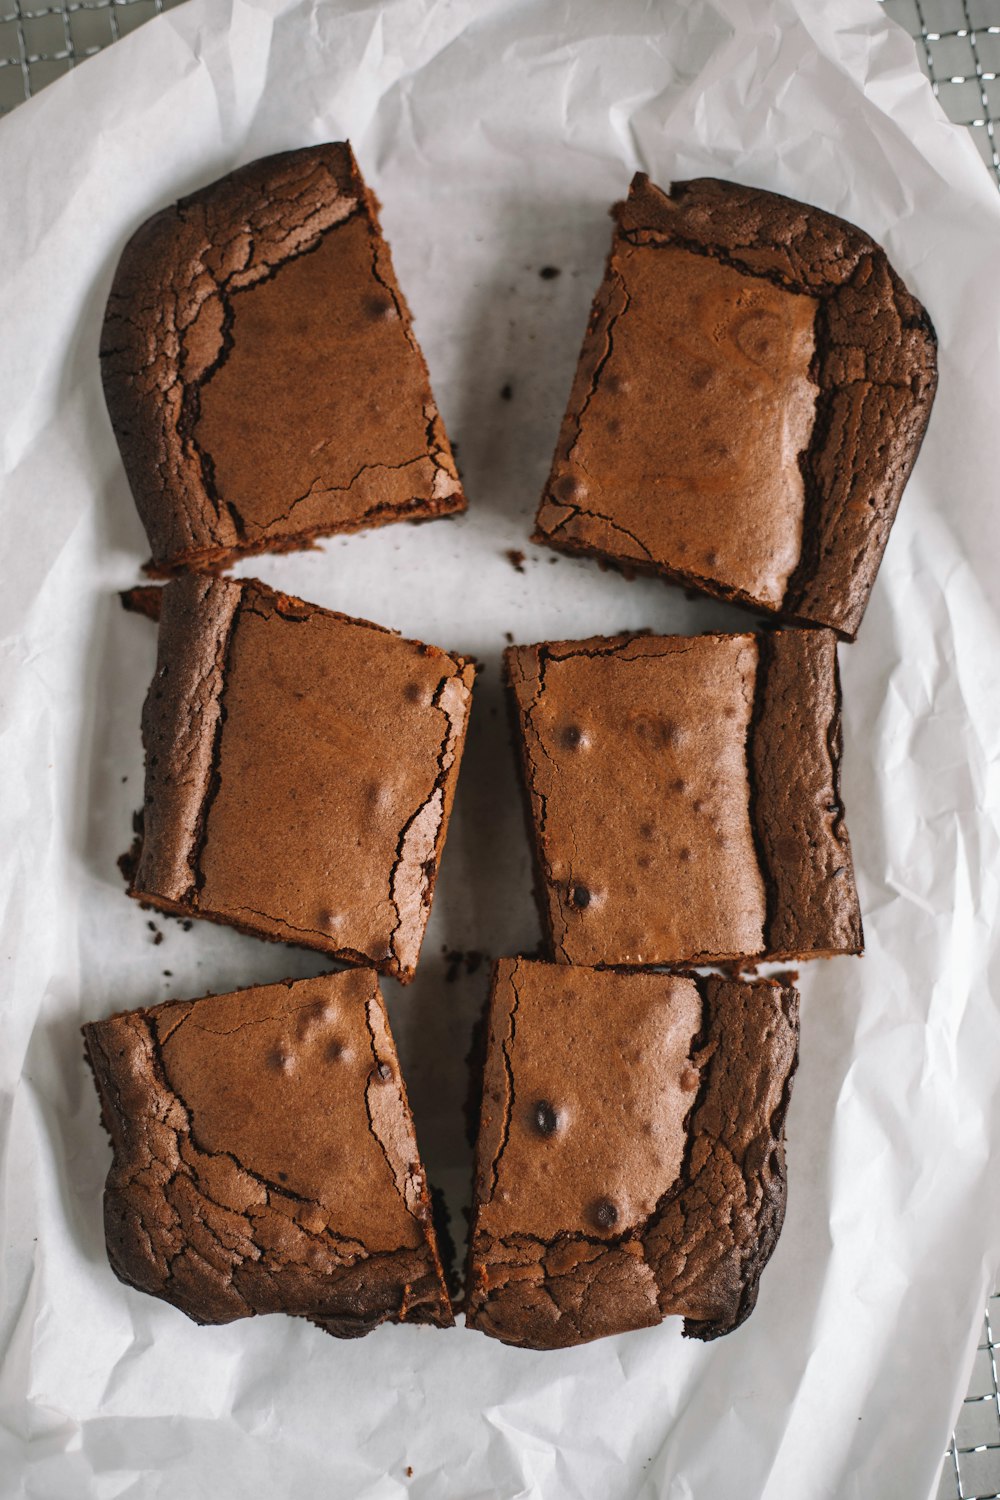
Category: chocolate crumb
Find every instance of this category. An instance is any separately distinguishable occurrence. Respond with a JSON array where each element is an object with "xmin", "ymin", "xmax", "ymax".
[
  {"xmin": 500, "ymin": 383, "xmax": 513, "ymax": 401},
  {"xmin": 591, "ymin": 1197, "xmax": 619, "ymax": 1229},
  {"xmin": 504, "ymin": 549, "xmax": 526, "ymax": 574},
  {"xmin": 119, "ymin": 584, "xmax": 163, "ymax": 621},
  {"xmin": 539, "ymin": 265, "xmax": 561, "ymax": 280}
]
